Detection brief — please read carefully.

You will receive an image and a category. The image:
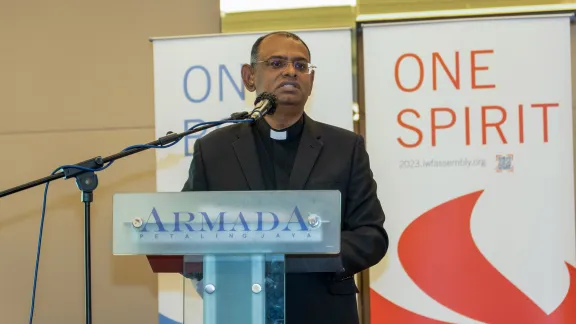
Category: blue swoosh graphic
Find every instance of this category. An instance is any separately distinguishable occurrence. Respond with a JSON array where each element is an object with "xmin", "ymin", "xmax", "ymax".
[{"xmin": 159, "ymin": 313, "xmax": 183, "ymax": 324}]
